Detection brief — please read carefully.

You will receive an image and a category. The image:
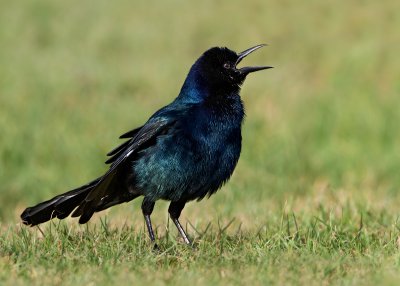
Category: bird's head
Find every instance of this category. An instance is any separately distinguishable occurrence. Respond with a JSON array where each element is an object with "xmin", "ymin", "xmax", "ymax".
[
  {"xmin": 178, "ymin": 44, "xmax": 272, "ymax": 103},
  {"xmin": 194, "ymin": 44, "xmax": 272, "ymax": 90}
]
